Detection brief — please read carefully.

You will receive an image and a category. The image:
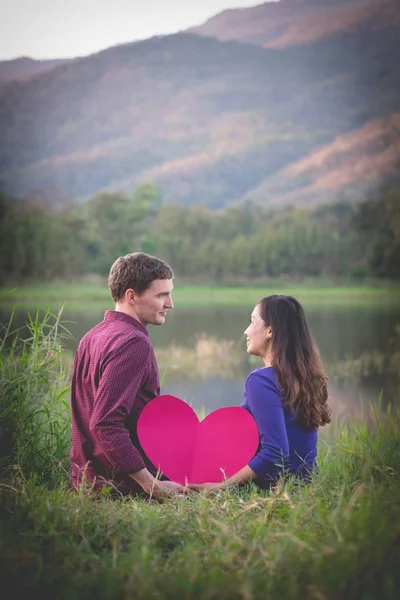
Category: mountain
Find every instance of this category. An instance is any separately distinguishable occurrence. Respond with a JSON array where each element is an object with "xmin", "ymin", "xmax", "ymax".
[
  {"xmin": 189, "ymin": 0, "xmax": 394, "ymax": 49},
  {"xmin": 0, "ymin": 57, "xmax": 69, "ymax": 88},
  {"xmin": 0, "ymin": 0, "xmax": 399, "ymax": 209},
  {"xmin": 243, "ymin": 113, "xmax": 400, "ymax": 206}
]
